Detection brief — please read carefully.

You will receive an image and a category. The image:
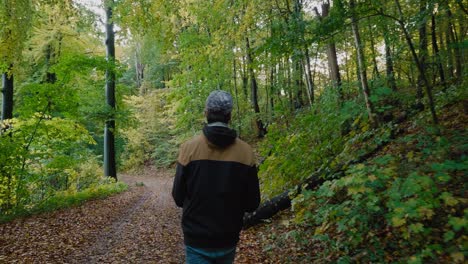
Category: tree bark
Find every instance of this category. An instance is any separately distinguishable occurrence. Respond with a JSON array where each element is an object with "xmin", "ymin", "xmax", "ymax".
[
  {"xmin": 294, "ymin": 60, "xmax": 304, "ymax": 108},
  {"xmin": 445, "ymin": 21, "xmax": 455, "ymax": 80},
  {"xmin": 135, "ymin": 42, "xmax": 145, "ymax": 92},
  {"xmin": 384, "ymin": 33, "xmax": 397, "ymax": 91},
  {"xmin": 367, "ymin": 21, "xmax": 380, "ymax": 79},
  {"xmin": 304, "ymin": 46, "xmax": 314, "ymax": 105},
  {"xmin": 431, "ymin": 14, "xmax": 446, "ymax": 90},
  {"xmin": 446, "ymin": 7, "xmax": 462, "ymax": 83},
  {"xmin": 315, "ymin": 3, "xmax": 342, "ymax": 101},
  {"xmin": 416, "ymin": 0, "xmax": 427, "ymax": 108},
  {"xmin": 45, "ymin": 44, "xmax": 57, "ymax": 84},
  {"xmin": 104, "ymin": 0, "xmax": 117, "ymax": 179},
  {"xmin": 269, "ymin": 62, "xmax": 275, "ymax": 112},
  {"xmin": 350, "ymin": 0, "xmax": 377, "ymax": 126},
  {"xmin": 246, "ymin": 36, "xmax": 267, "ymax": 138},
  {"xmin": 395, "ymin": 0, "xmax": 438, "ymax": 125},
  {"xmin": 241, "ymin": 55, "xmax": 249, "ymax": 99},
  {"xmin": 286, "ymin": 57, "xmax": 294, "ymax": 111},
  {"xmin": 232, "ymin": 57, "xmax": 242, "ymax": 136},
  {"xmin": 1, "ymin": 71, "xmax": 13, "ymax": 121}
]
